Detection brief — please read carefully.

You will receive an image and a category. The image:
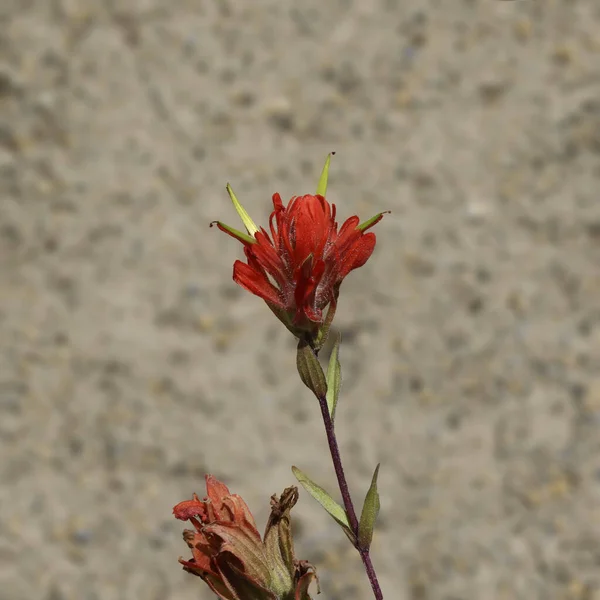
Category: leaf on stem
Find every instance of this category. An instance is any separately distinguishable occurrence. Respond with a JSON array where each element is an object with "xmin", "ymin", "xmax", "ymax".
[
  {"xmin": 292, "ymin": 466, "xmax": 356, "ymax": 545},
  {"xmin": 325, "ymin": 334, "xmax": 342, "ymax": 420},
  {"xmin": 296, "ymin": 339, "xmax": 327, "ymax": 399},
  {"xmin": 358, "ymin": 464, "xmax": 381, "ymax": 551}
]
